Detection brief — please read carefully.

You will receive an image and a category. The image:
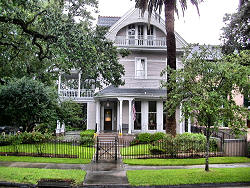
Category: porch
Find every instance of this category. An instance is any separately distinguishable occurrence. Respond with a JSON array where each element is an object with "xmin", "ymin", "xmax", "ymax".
[
  {"xmin": 115, "ymin": 36, "xmax": 166, "ymax": 48},
  {"xmin": 57, "ymin": 71, "xmax": 95, "ymax": 101}
]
